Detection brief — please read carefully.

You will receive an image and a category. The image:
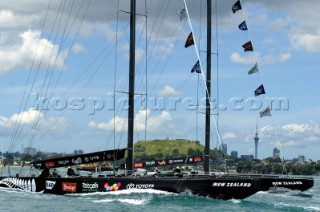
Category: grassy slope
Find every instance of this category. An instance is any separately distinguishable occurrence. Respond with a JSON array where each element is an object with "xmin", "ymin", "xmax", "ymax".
[{"xmin": 133, "ymin": 139, "xmax": 204, "ymax": 158}]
